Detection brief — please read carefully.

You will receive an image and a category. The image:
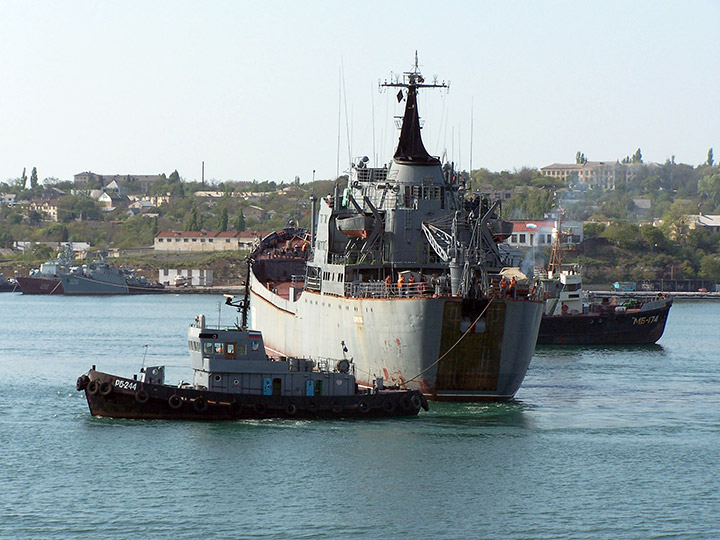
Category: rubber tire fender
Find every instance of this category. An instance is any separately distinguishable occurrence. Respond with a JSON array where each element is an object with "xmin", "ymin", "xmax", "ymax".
[
  {"xmin": 135, "ymin": 390, "xmax": 149, "ymax": 404},
  {"xmin": 168, "ymin": 395, "xmax": 182, "ymax": 409},
  {"xmin": 410, "ymin": 393, "xmax": 422, "ymax": 410},
  {"xmin": 87, "ymin": 380, "xmax": 100, "ymax": 395},
  {"xmin": 358, "ymin": 401, "xmax": 370, "ymax": 413},
  {"xmin": 285, "ymin": 403, "xmax": 298, "ymax": 416},
  {"xmin": 99, "ymin": 381, "xmax": 113, "ymax": 396},
  {"xmin": 76, "ymin": 375, "xmax": 89, "ymax": 391},
  {"xmin": 193, "ymin": 397, "xmax": 208, "ymax": 412}
]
